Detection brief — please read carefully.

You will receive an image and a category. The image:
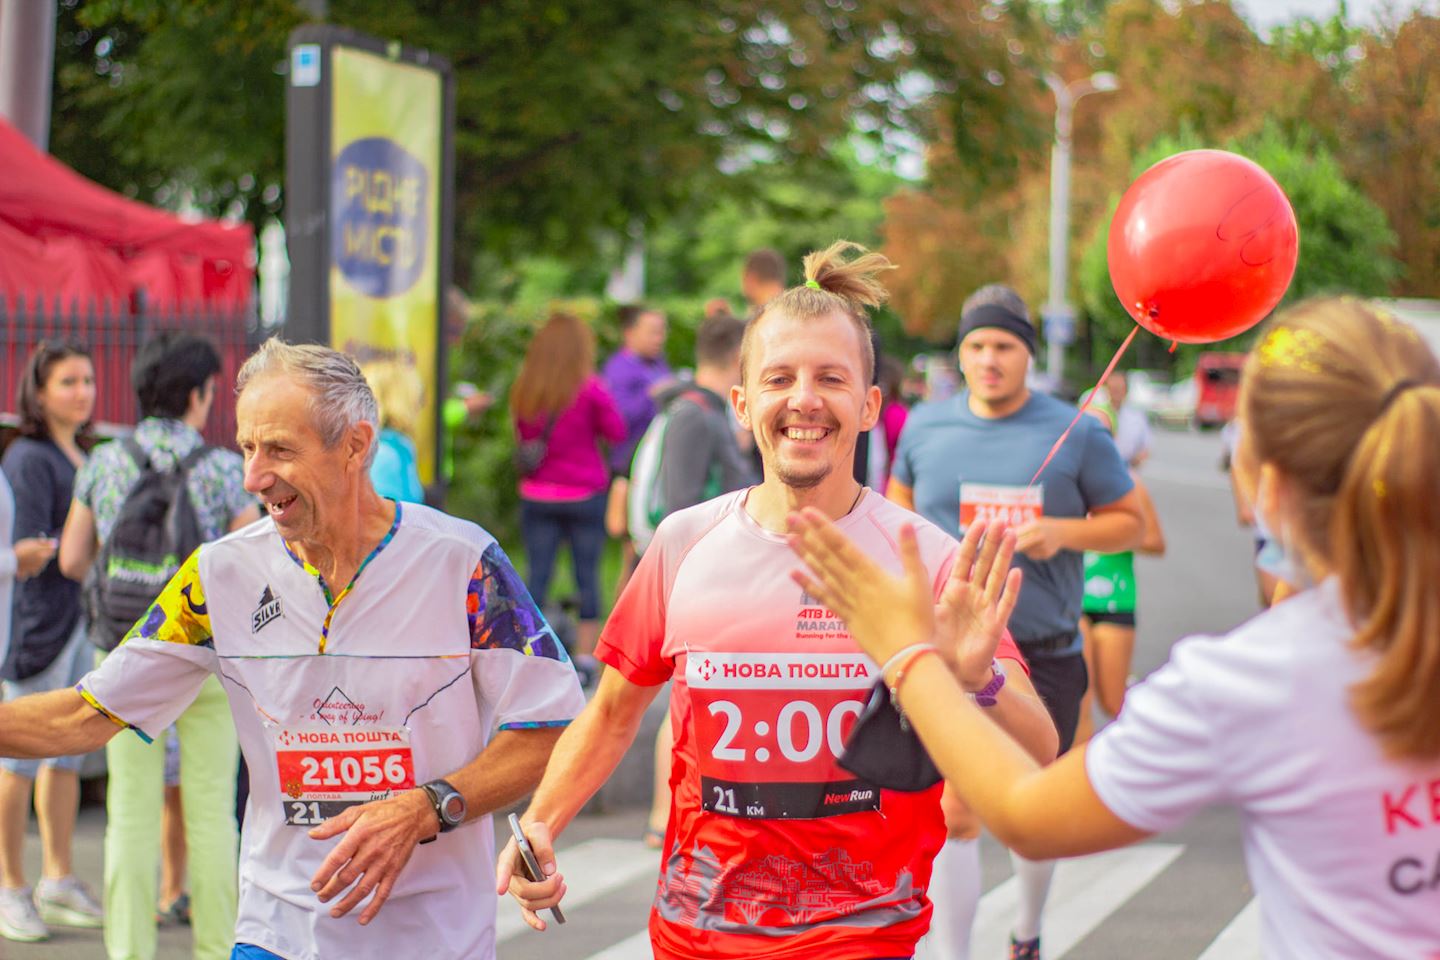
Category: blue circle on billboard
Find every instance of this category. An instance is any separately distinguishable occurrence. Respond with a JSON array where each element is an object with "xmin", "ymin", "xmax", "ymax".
[{"xmin": 331, "ymin": 137, "xmax": 430, "ymax": 298}]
